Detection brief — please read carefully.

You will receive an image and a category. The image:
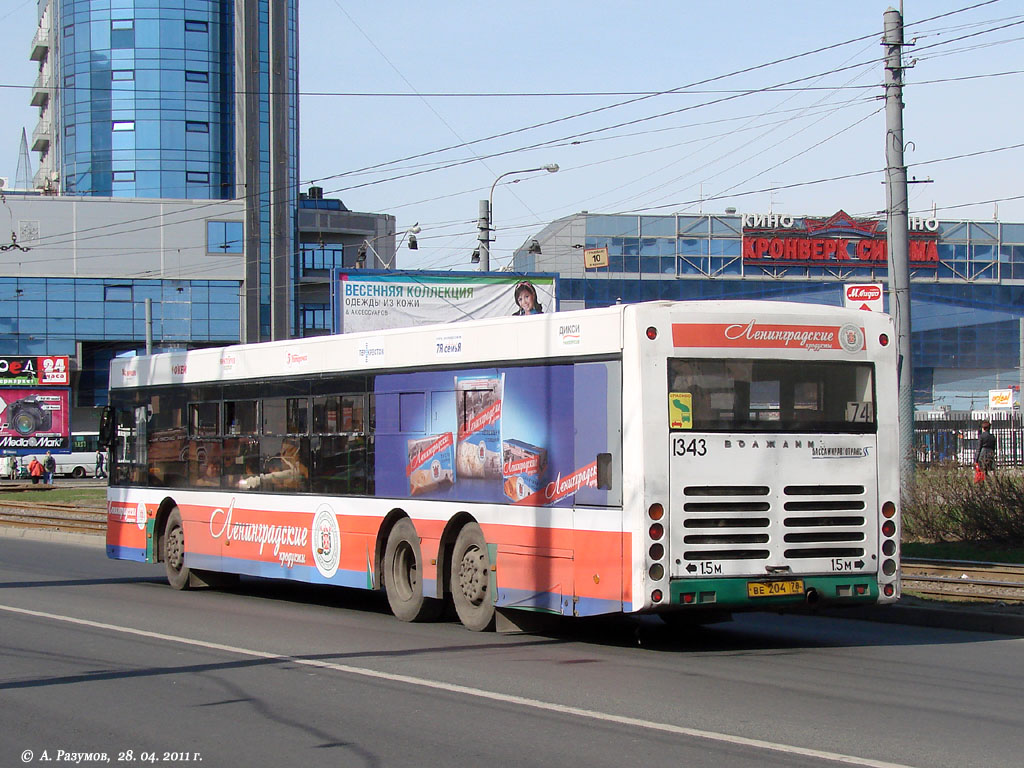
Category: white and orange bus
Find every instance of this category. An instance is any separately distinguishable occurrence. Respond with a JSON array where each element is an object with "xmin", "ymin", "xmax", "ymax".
[{"xmin": 103, "ymin": 300, "xmax": 900, "ymax": 631}]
